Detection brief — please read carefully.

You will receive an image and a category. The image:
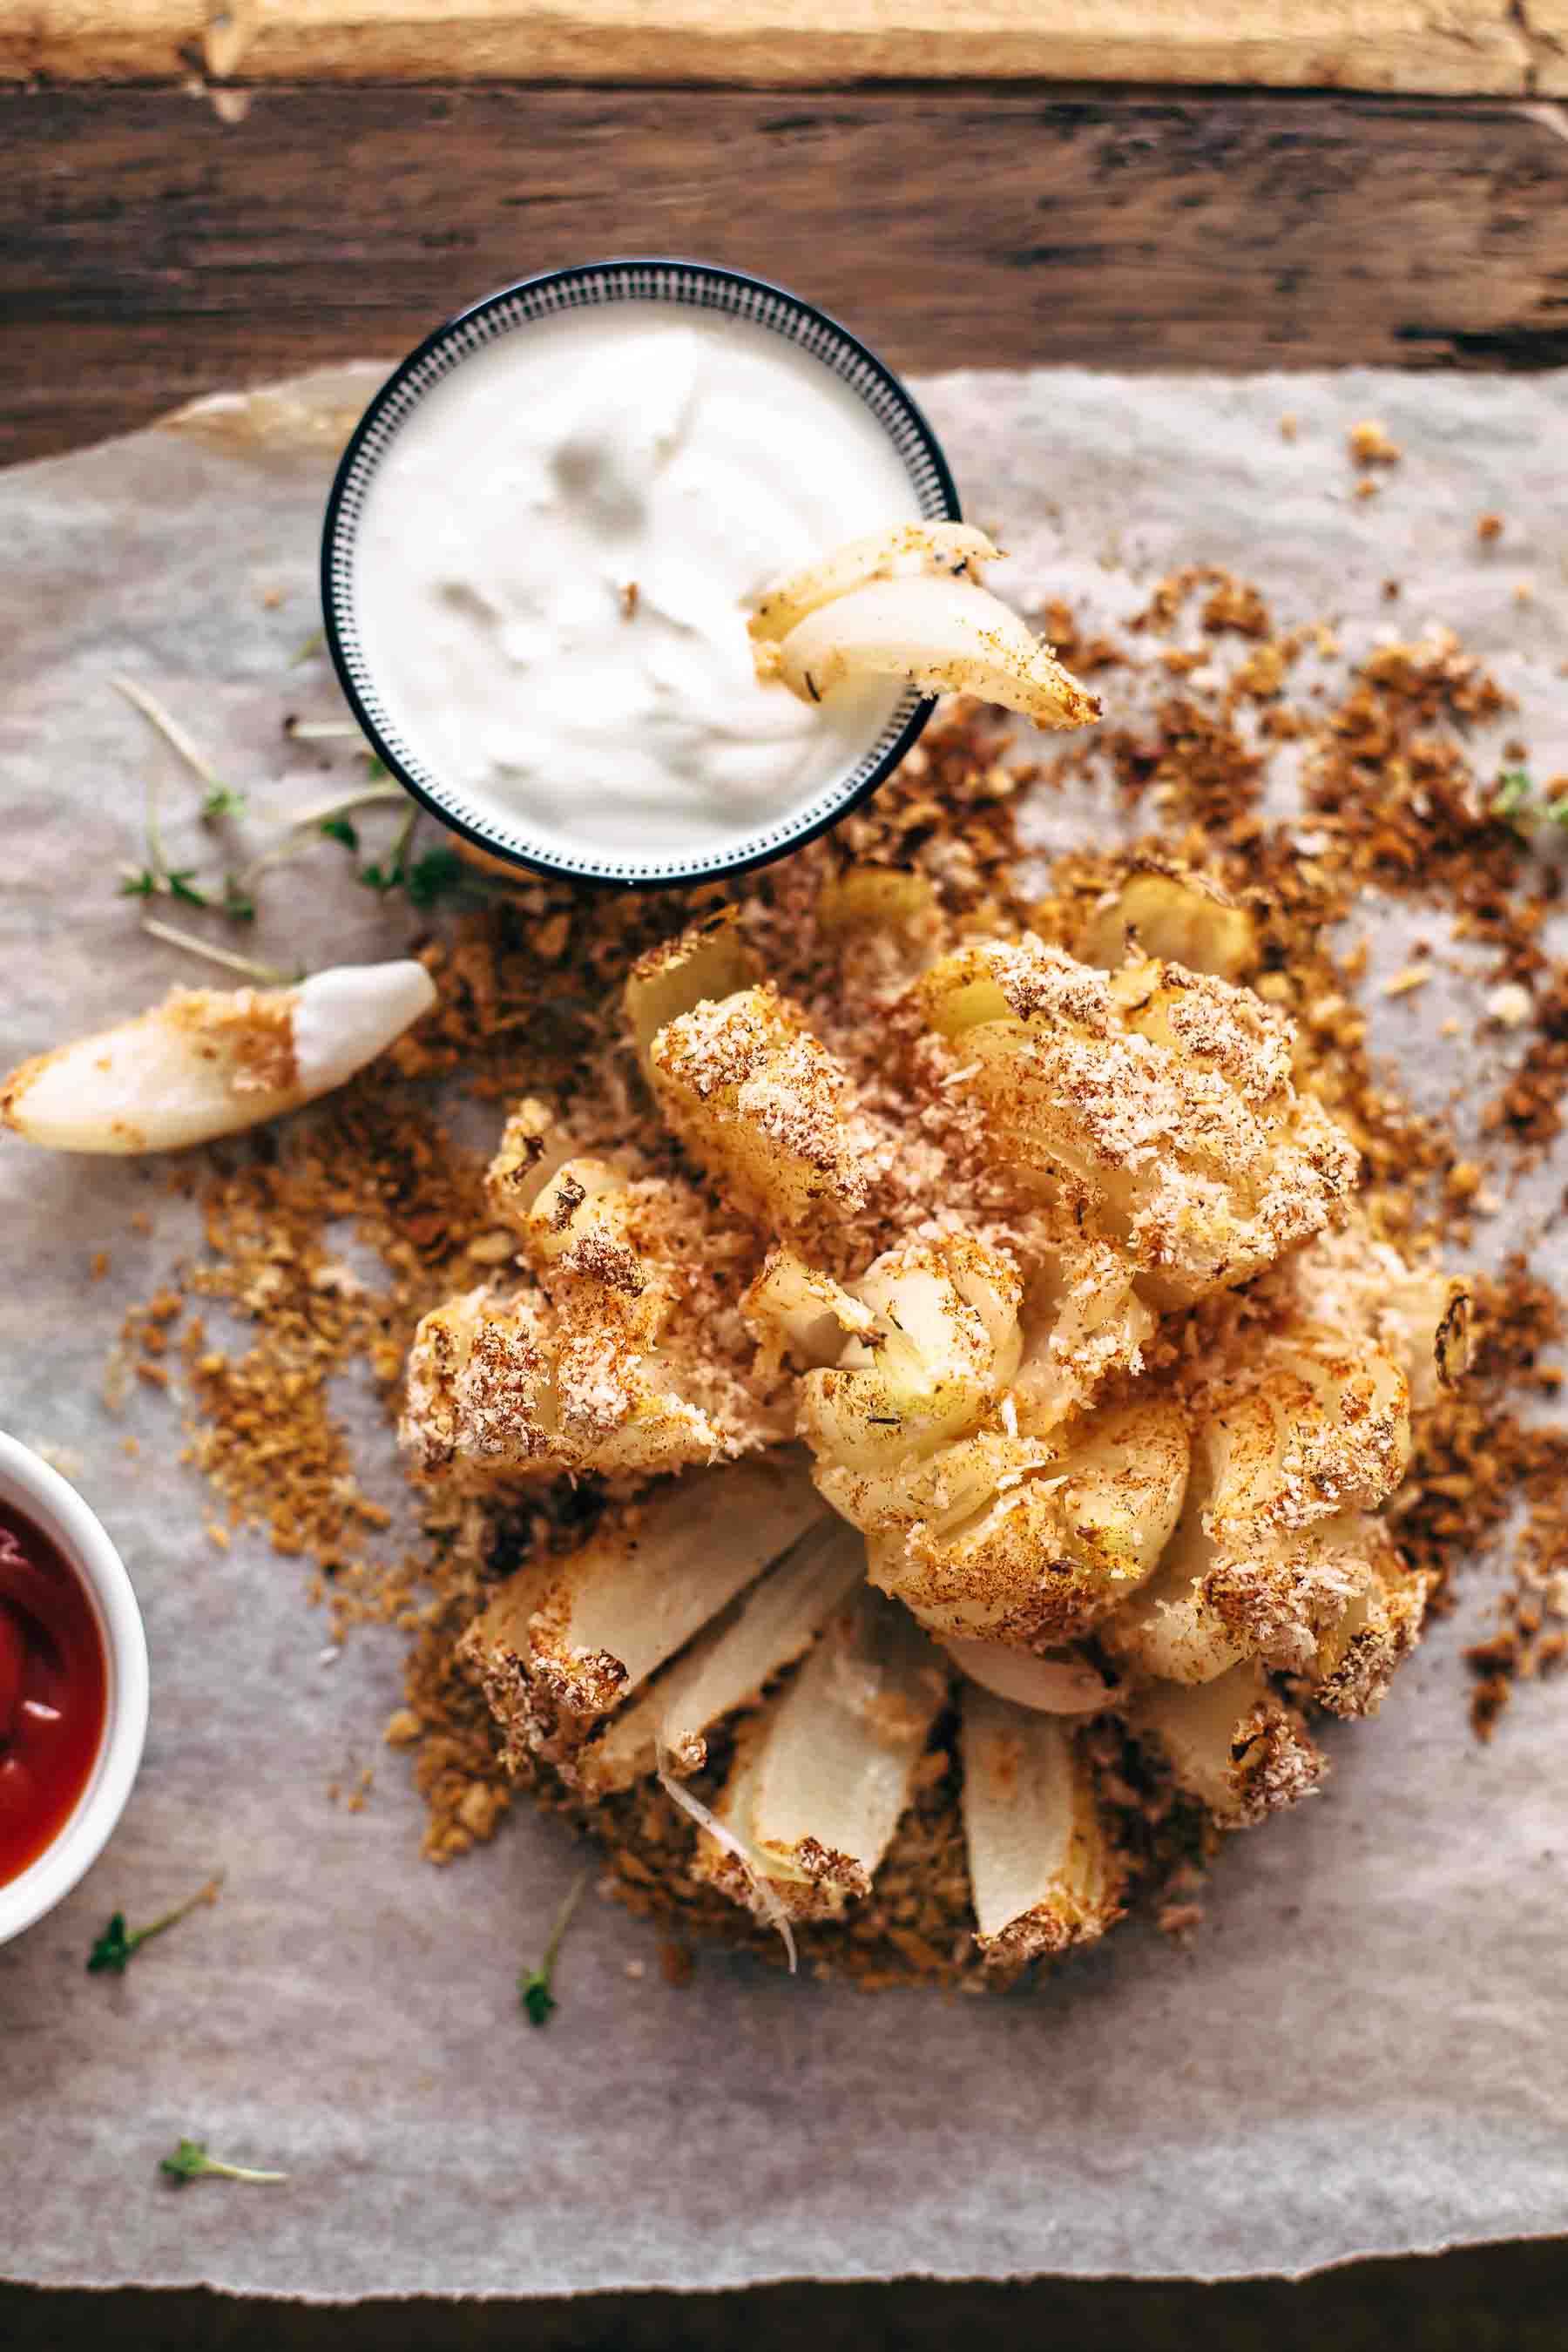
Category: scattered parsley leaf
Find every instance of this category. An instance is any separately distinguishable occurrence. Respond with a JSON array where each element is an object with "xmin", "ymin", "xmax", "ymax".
[
  {"xmin": 519, "ymin": 1869, "xmax": 589, "ymax": 2029},
  {"xmin": 160, "ymin": 2138, "xmax": 287, "ymax": 2187},
  {"xmin": 166, "ymin": 870, "xmax": 210, "ymax": 909},
  {"xmin": 221, "ymin": 875, "xmax": 256, "ymax": 923},
  {"xmin": 320, "ymin": 815, "xmax": 359, "ymax": 851},
  {"xmin": 87, "ymin": 1873, "xmax": 225, "ymax": 1975},
  {"xmin": 119, "ymin": 869, "xmax": 160, "ymax": 900},
  {"xmin": 202, "ymin": 785, "xmax": 247, "ymax": 821},
  {"xmin": 404, "ymin": 848, "xmax": 466, "ymax": 909},
  {"xmin": 364, "ymin": 752, "xmax": 389, "ymax": 781}
]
